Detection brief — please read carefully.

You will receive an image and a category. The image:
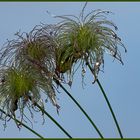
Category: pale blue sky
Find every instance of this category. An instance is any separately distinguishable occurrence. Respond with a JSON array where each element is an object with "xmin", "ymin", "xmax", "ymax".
[{"xmin": 0, "ymin": 2, "xmax": 140, "ymax": 138}]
